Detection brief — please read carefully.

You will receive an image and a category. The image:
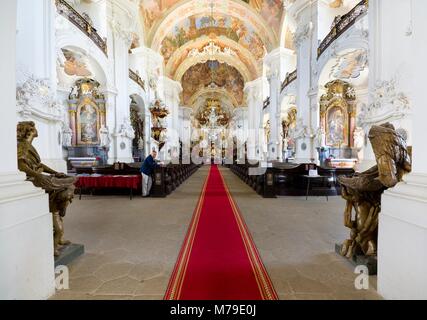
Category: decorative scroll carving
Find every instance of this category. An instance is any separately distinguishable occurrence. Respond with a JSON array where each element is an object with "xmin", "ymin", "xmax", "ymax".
[
  {"xmin": 188, "ymin": 41, "xmax": 237, "ymax": 59},
  {"xmin": 358, "ymin": 78, "xmax": 410, "ymax": 129},
  {"xmin": 338, "ymin": 123, "xmax": 411, "ymax": 258},
  {"xmin": 16, "ymin": 75, "xmax": 63, "ymax": 122},
  {"xmin": 293, "ymin": 22, "xmax": 313, "ymax": 48}
]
